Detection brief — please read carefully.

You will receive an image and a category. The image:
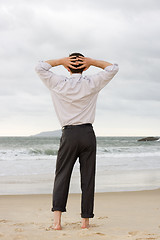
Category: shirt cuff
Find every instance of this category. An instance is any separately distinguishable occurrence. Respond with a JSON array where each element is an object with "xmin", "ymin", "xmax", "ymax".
[
  {"xmin": 37, "ymin": 61, "xmax": 52, "ymax": 70},
  {"xmin": 104, "ymin": 63, "xmax": 119, "ymax": 72}
]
